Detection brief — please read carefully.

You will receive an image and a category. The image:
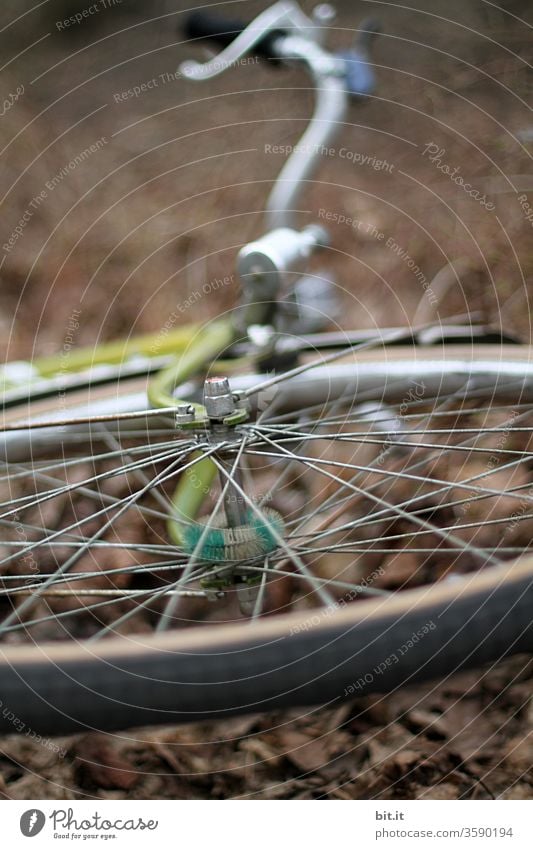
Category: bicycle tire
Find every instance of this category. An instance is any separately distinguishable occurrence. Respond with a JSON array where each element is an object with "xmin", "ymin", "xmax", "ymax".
[{"xmin": 0, "ymin": 344, "xmax": 532, "ymax": 735}]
